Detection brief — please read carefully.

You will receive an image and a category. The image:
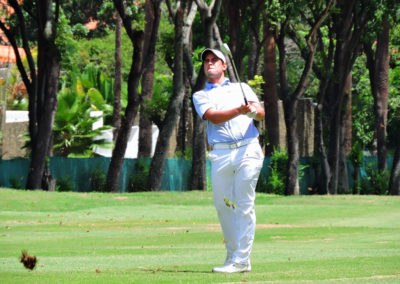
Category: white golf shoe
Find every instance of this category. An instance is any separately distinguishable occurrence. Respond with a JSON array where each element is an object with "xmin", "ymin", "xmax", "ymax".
[{"xmin": 212, "ymin": 262, "xmax": 251, "ymax": 273}]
